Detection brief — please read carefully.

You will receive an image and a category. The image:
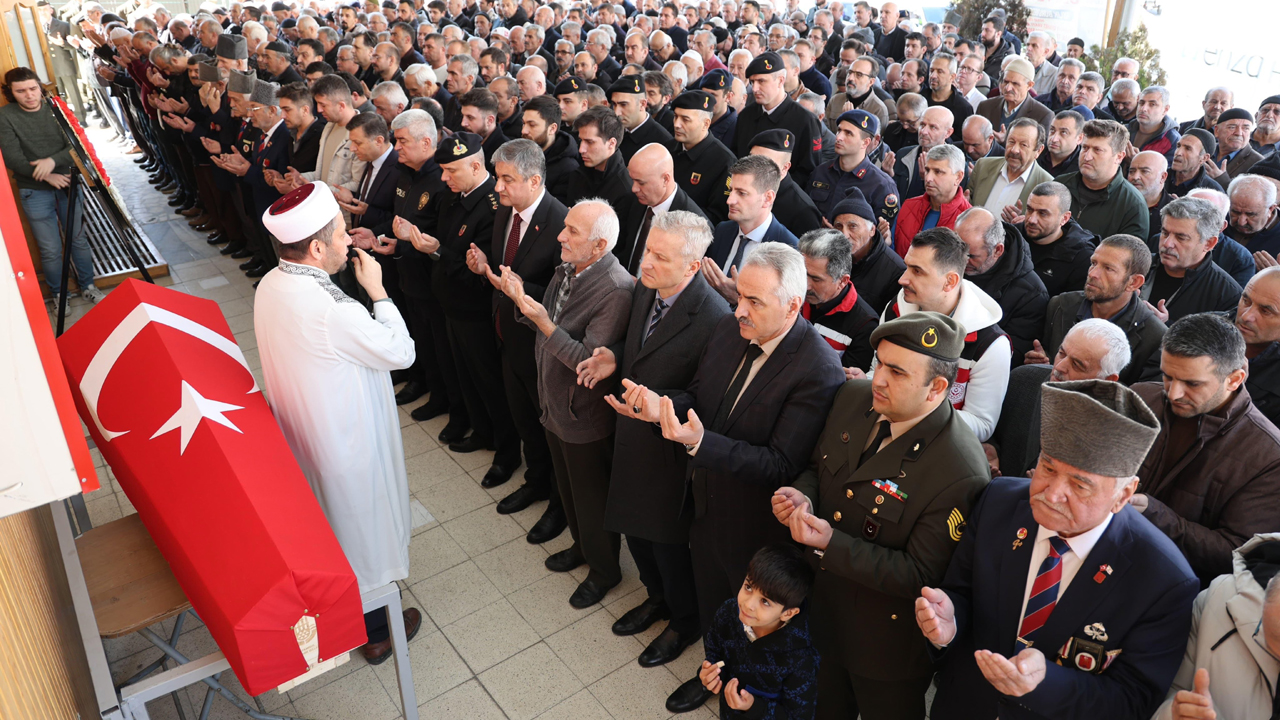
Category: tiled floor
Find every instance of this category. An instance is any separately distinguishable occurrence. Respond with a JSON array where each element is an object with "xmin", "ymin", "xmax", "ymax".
[{"xmin": 71, "ymin": 127, "xmax": 719, "ymax": 720}]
